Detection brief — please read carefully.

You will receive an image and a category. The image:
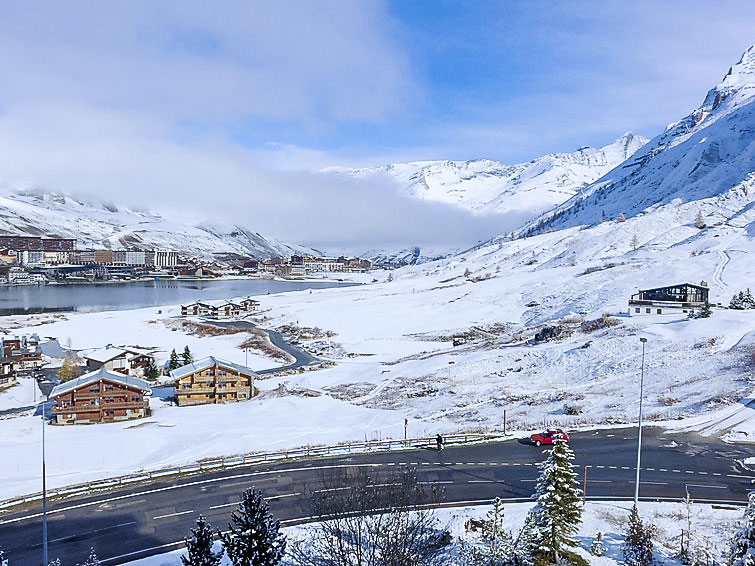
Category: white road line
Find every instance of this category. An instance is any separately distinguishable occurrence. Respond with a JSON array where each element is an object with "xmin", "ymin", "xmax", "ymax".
[
  {"xmin": 645, "ymin": 468, "xmax": 655, "ymax": 471},
  {"xmin": 208, "ymin": 502, "xmax": 238, "ymax": 510},
  {"xmin": 659, "ymin": 468, "xmax": 668, "ymax": 472},
  {"xmin": 686, "ymin": 484, "xmax": 727, "ymax": 489},
  {"xmin": 698, "ymin": 472, "xmax": 707, "ymax": 475},
  {"xmin": 640, "ymin": 481, "xmax": 668, "ymax": 486},
  {"xmin": 672, "ymin": 469, "xmax": 681, "ymax": 473},
  {"xmin": 621, "ymin": 466, "xmax": 630, "ymax": 470},
  {"xmin": 153, "ymin": 510, "xmax": 194, "ymax": 521}
]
